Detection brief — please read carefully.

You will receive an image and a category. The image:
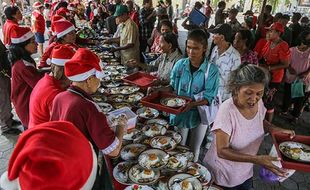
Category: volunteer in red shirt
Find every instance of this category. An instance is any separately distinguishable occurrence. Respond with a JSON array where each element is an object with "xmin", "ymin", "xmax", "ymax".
[
  {"xmin": 40, "ymin": 20, "xmax": 78, "ymax": 68},
  {"xmin": 32, "ymin": 2, "xmax": 46, "ymax": 56},
  {"xmin": 2, "ymin": 6, "xmax": 22, "ymax": 47},
  {"xmin": 50, "ymin": 48, "xmax": 126, "ymax": 158},
  {"xmin": 258, "ymin": 22, "xmax": 290, "ymax": 122},
  {"xmin": 29, "ymin": 45, "xmax": 75, "ymax": 128},
  {"xmin": 8, "ymin": 27, "xmax": 43, "ymax": 128},
  {"xmin": 0, "ymin": 121, "xmax": 97, "ymax": 190}
]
